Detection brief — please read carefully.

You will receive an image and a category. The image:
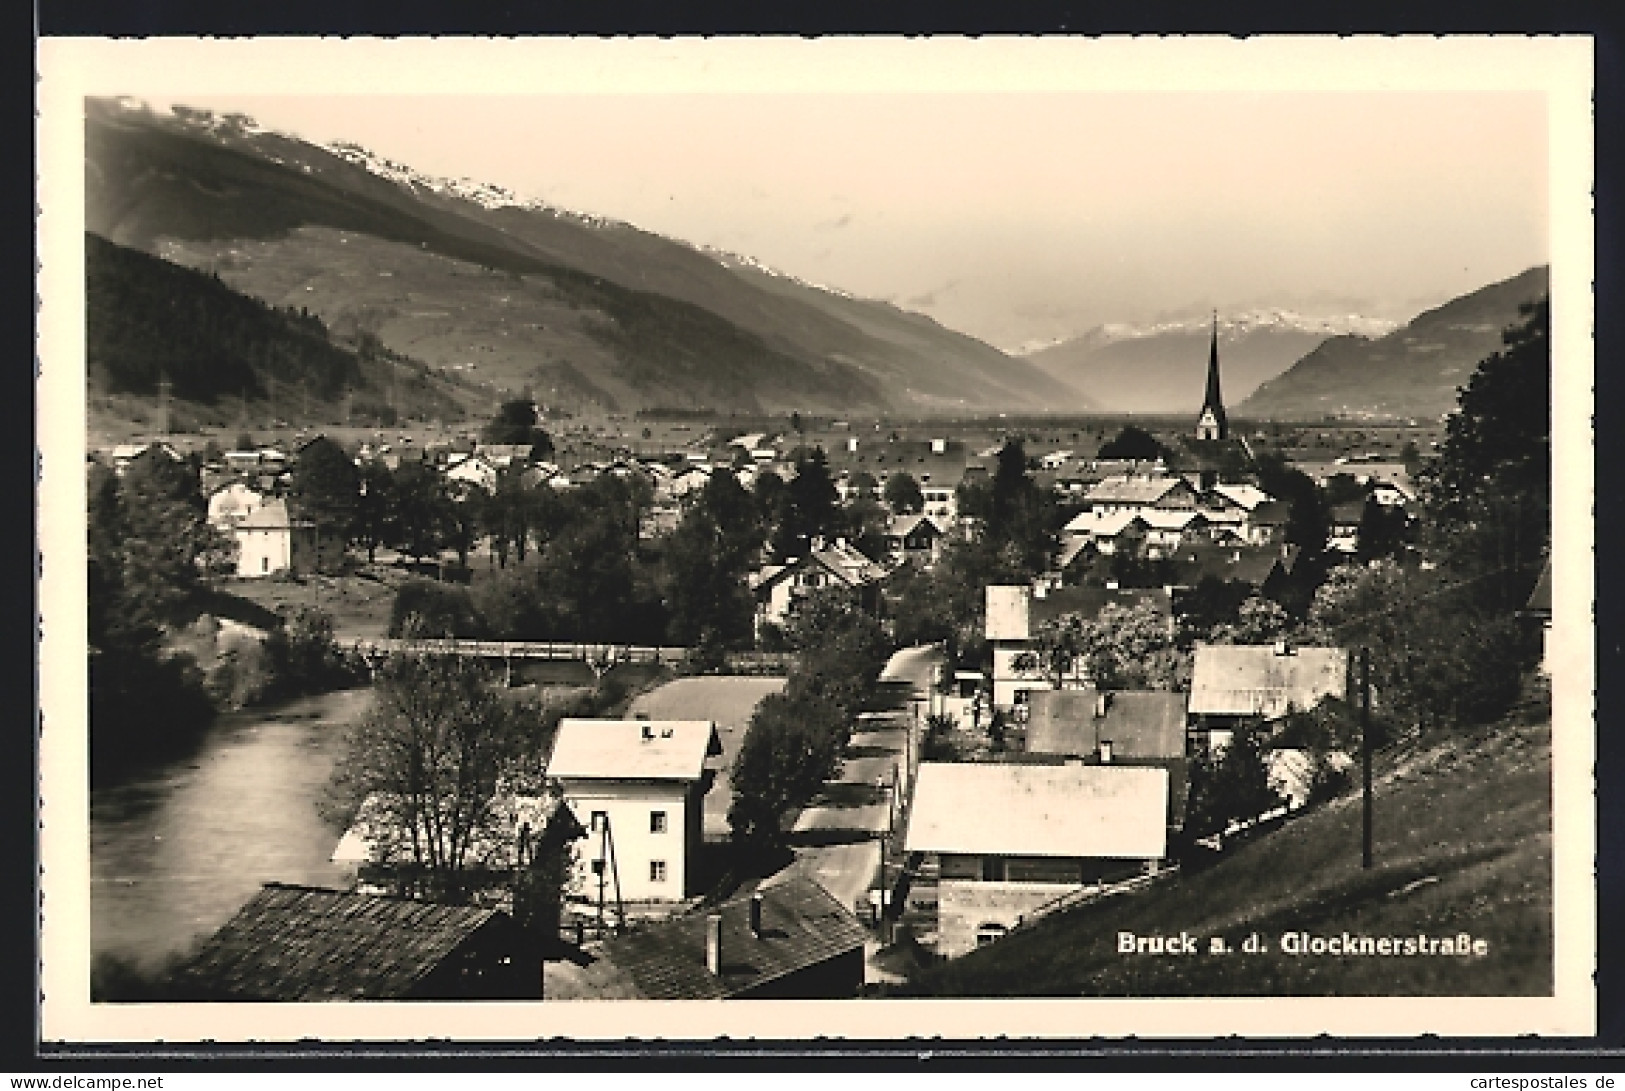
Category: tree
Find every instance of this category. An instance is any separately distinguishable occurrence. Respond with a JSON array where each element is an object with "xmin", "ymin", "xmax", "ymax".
[
  {"xmin": 1184, "ymin": 726, "xmax": 1285, "ymax": 842},
  {"xmin": 326, "ymin": 655, "xmax": 531, "ymax": 903},
  {"xmin": 354, "ymin": 459, "xmax": 394, "ymax": 563},
  {"xmin": 847, "ymin": 470, "xmax": 879, "ymax": 502},
  {"xmin": 384, "ymin": 461, "xmax": 453, "ymax": 563},
  {"xmin": 481, "ymin": 398, "xmax": 554, "ymax": 456},
  {"xmin": 1421, "ymin": 299, "xmax": 1550, "ymax": 607},
  {"xmin": 882, "ymin": 472, "xmax": 924, "ymax": 515},
  {"xmin": 842, "ymin": 496, "xmax": 891, "ymax": 561},
  {"xmin": 770, "ymin": 450, "xmax": 841, "ymax": 559},
  {"xmin": 1207, "ymin": 596, "xmax": 1291, "ymax": 645},
  {"xmin": 87, "ymin": 458, "xmax": 216, "ymax": 783},
  {"xmin": 1255, "ymin": 452, "xmax": 1330, "ymax": 559},
  {"xmin": 1075, "ymin": 602, "xmax": 1189, "ymax": 690},
  {"xmin": 727, "ymin": 691, "xmax": 845, "ymax": 850},
  {"xmin": 958, "ymin": 440, "xmax": 1058, "ymax": 577},
  {"xmin": 290, "ymin": 435, "xmax": 360, "ymax": 541},
  {"xmin": 662, "ymin": 469, "xmax": 761, "ymax": 646},
  {"xmin": 1355, "ymin": 495, "xmax": 1409, "ymax": 563},
  {"xmin": 390, "ymin": 578, "xmax": 484, "ymax": 638},
  {"xmin": 1097, "ymin": 425, "xmax": 1165, "ymax": 462}
]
